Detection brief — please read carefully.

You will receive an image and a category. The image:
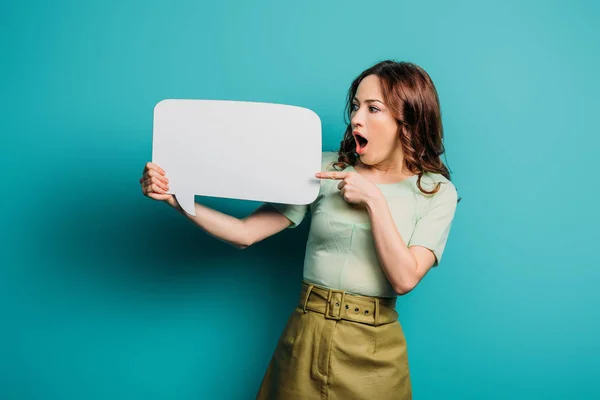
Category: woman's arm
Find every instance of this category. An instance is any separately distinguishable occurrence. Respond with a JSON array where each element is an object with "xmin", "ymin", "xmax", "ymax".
[
  {"xmin": 366, "ymin": 182, "xmax": 458, "ymax": 295},
  {"xmin": 315, "ymin": 170, "xmax": 438, "ymax": 294},
  {"xmin": 366, "ymin": 197, "xmax": 435, "ymax": 295},
  {"xmin": 167, "ymin": 198, "xmax": 291, "ymax": 249}
]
